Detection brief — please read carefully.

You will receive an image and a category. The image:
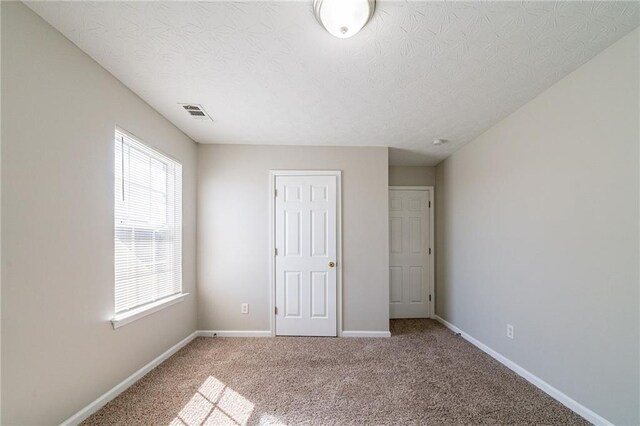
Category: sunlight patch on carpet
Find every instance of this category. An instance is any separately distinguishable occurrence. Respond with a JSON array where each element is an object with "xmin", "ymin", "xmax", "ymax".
[{"xmin": 170, "ymin": 376, "xmax": 260, "ymax": 426}]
